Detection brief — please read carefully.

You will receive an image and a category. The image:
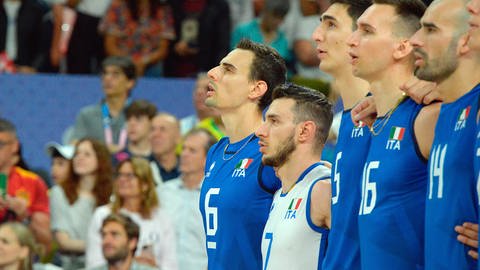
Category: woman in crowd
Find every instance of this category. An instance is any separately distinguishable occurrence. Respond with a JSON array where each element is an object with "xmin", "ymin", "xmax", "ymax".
[
  {"xmin": 0, "ymin": 222, "xmax": 38, "ymax": 270},
  {"xmin": 86, "ymin": 157, "xmax": 177, "ymax": 270},
  {"xmin": 49, "ymin": 138, "xmax": 113, "ymax": 269}
]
